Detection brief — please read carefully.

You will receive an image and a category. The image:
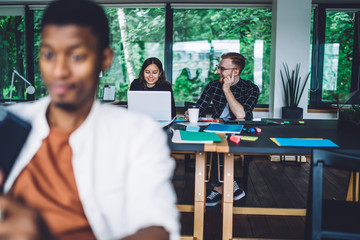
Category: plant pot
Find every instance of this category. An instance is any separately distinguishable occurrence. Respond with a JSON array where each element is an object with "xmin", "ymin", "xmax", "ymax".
[{"xmin": 282, "ymin": 107, "xmax": 303, "ymax": 119}]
